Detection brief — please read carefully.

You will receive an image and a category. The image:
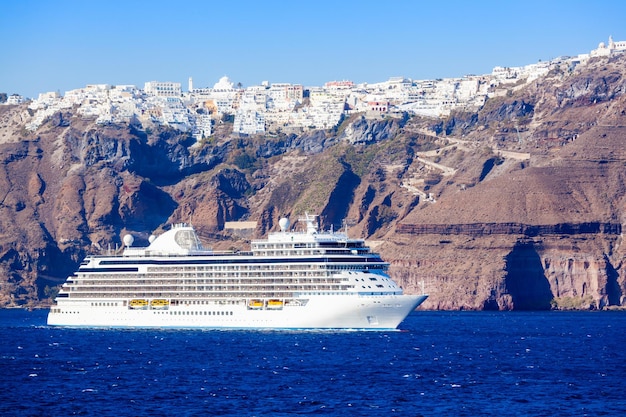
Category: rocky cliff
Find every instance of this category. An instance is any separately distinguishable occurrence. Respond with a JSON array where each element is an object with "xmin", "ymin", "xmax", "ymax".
[{"xmin": 1, "ymin": 54, "xmax": 625, "ymax": 309}]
